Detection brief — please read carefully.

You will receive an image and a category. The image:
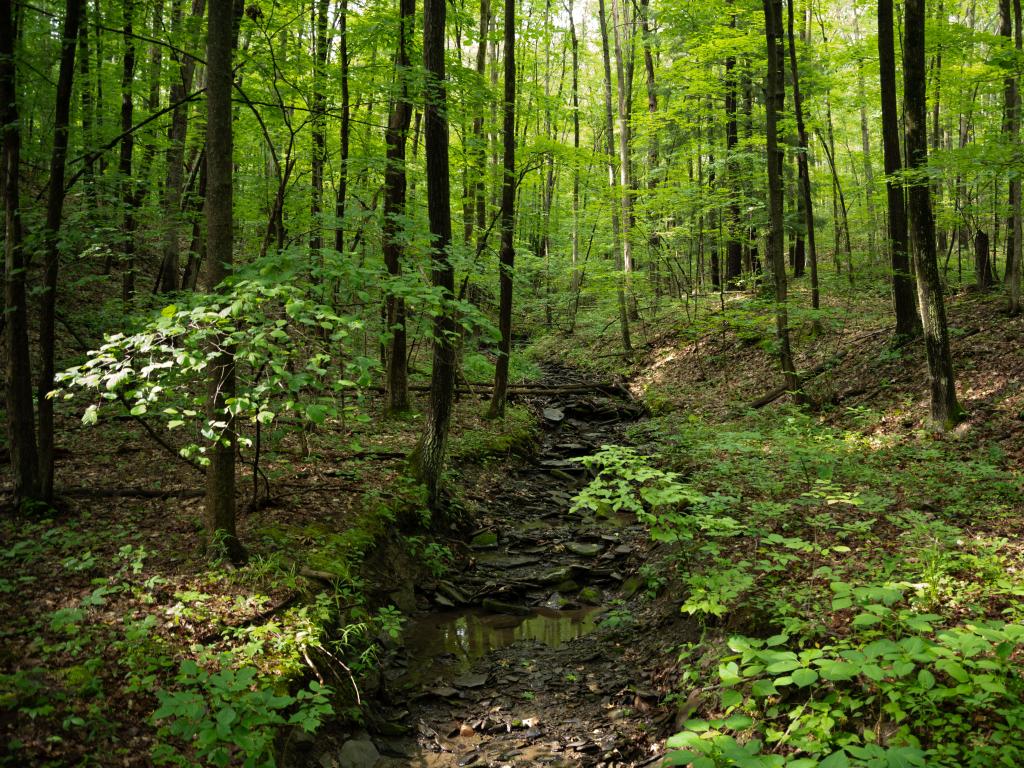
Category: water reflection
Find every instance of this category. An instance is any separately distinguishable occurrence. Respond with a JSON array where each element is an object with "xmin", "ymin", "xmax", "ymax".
[{"xmin": 405, "ymin": 607, "xmax": 601, "ymax": 680}]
